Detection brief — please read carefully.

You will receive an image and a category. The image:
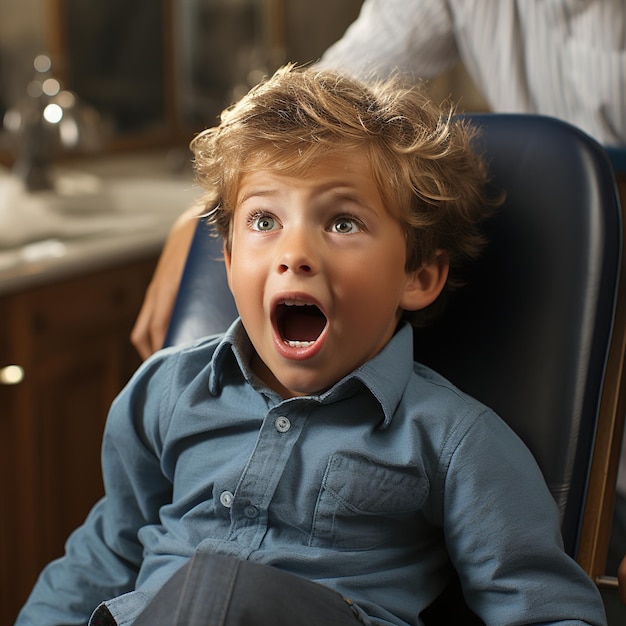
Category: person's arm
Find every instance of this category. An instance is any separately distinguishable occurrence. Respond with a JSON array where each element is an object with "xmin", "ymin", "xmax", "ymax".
[
  {"xmin": 318, "ymin": 0, "xmax": 458, "ymax": 80},
  {"xmin": 442, "ymin": 410, "xmax": 607, "ymax": 625},
  {"xmin": 131, "ymin": 206, "xmax": 201, "ymax": 359},
  {"xmin": 15, "ymin": 354, "xmax": 174, "ymax": 626}
]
